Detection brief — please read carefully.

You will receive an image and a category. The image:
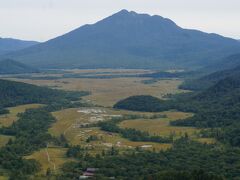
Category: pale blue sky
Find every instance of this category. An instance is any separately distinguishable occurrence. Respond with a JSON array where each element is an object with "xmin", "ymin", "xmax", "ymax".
[{"xmin": 0, "ymin": 0, "xmax": 239, "ymax": 42}]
